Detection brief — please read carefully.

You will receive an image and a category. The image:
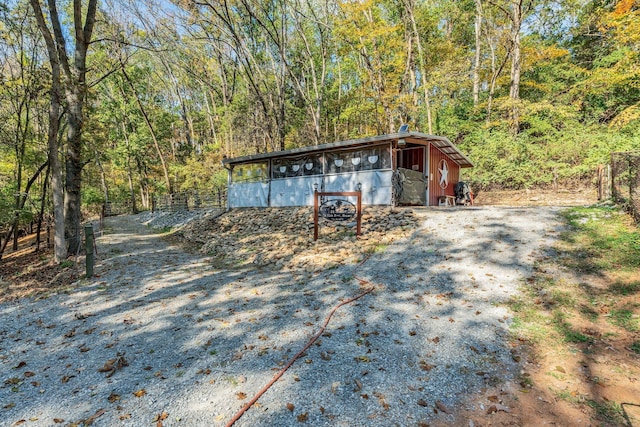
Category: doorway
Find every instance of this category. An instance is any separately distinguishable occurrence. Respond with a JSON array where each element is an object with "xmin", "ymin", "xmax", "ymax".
[{"xmin": 397, "ymin": 146, "xmax": 425, "ymax": 173}]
